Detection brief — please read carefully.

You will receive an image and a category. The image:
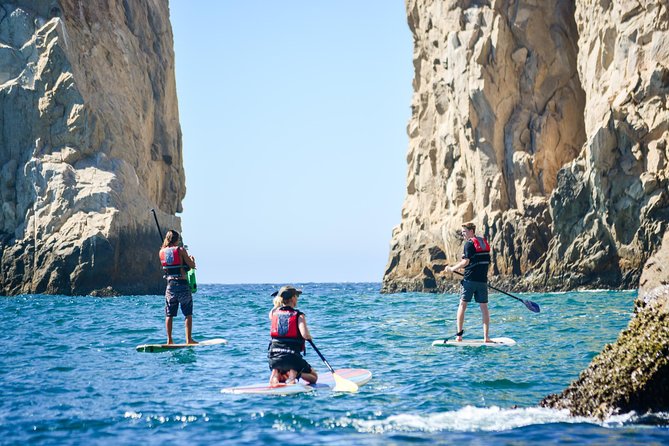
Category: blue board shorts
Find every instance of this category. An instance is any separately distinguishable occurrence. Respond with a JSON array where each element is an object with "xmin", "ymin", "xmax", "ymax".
[
  {"xmin": 165, "ymin": 279, "xmax": 193, "ymax": 317},
  {"xmin": 459, "ymin": 279, "xmax": 488, "ymax": 303}
]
